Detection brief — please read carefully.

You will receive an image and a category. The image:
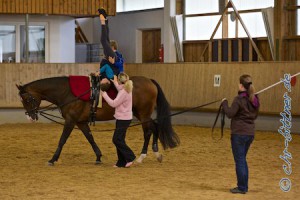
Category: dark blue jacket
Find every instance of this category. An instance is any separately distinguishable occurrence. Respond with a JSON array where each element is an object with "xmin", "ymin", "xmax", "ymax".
[{"xmin": 114, "ymin": 51, "xmax": 124, "ymax": 72}]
